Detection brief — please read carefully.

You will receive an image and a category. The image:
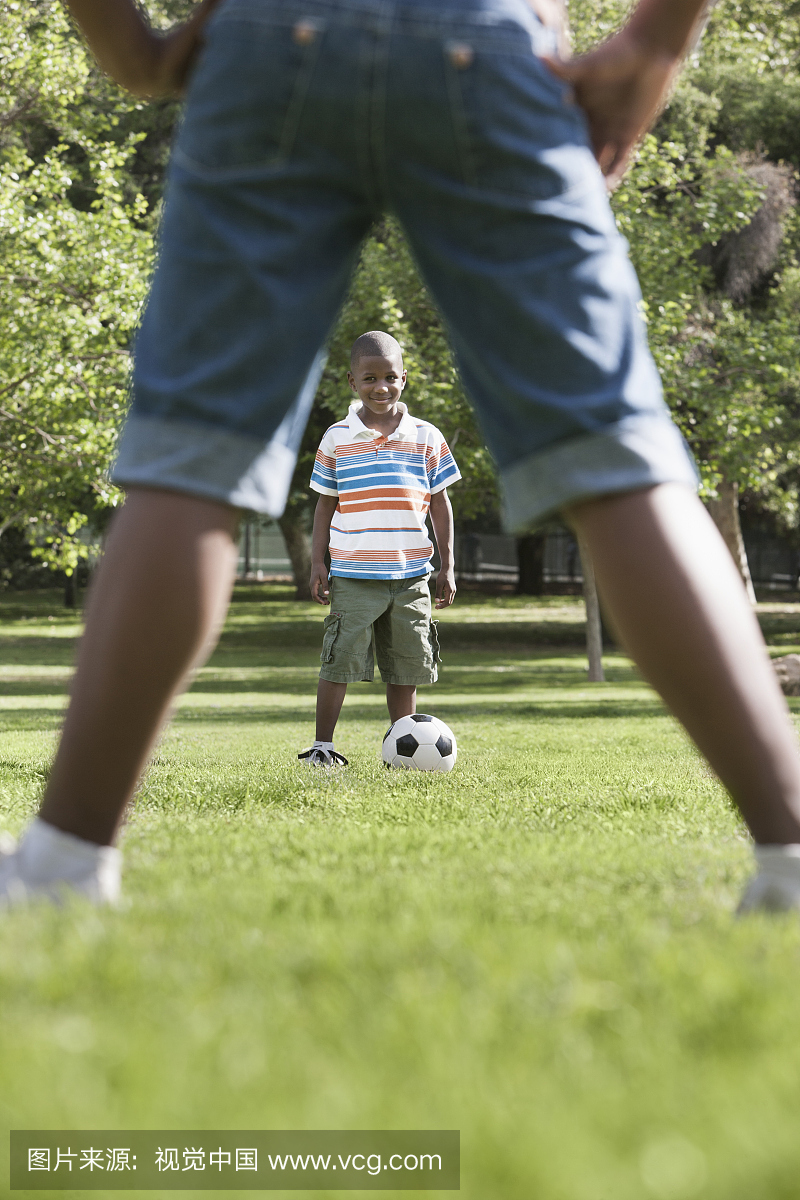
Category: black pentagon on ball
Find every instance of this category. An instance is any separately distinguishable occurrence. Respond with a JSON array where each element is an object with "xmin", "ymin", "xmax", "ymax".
[
  {"xmin": 435, "ymin": 734, "xmax": 453, "ymax": 757},
  {"xmin": 410, "ymin": 713, "xmax": 433, "ymax": 722},
  {"xmin": 395, "ymin": 733, "xmax": 419, "ymax": 758}
]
